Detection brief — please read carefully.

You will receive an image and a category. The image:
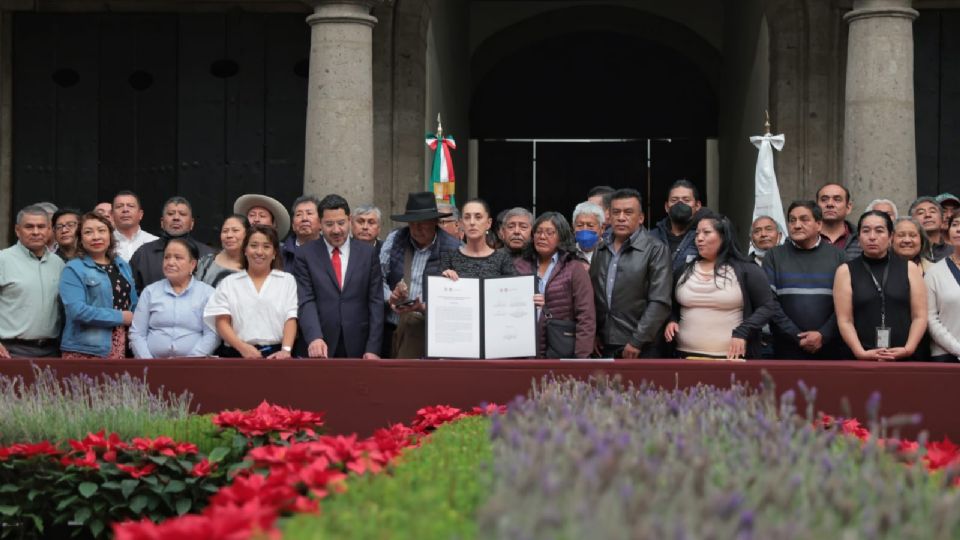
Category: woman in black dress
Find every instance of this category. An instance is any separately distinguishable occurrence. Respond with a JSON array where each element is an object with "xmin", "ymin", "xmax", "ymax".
[
  {"xmin": 834, "ymin": 210, "xmax": 927, "ymax": 361},
  {"xmin": 440, "ymin": 198, "xmax": 515, "ymax": 280}
]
